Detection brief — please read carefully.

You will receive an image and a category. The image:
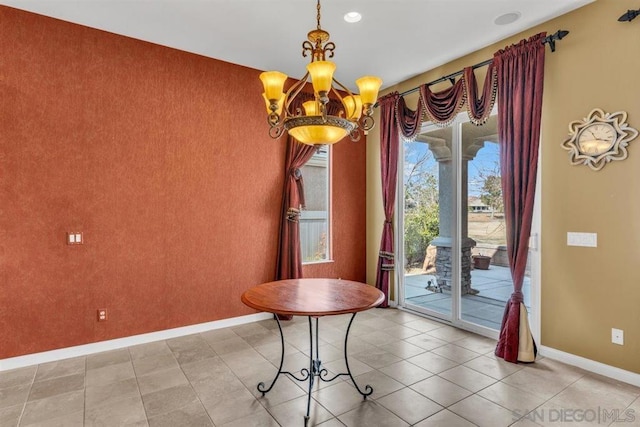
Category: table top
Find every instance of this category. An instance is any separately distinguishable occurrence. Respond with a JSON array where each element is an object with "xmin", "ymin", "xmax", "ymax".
[{"xmin": 241, "ymin": 278, "xmax": 385, "ymax": 317}]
